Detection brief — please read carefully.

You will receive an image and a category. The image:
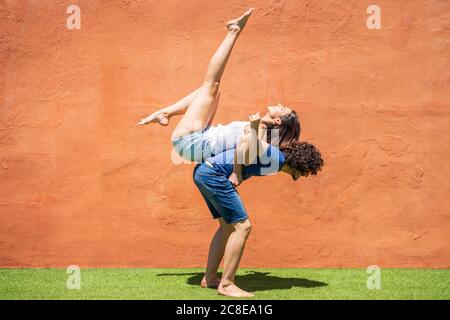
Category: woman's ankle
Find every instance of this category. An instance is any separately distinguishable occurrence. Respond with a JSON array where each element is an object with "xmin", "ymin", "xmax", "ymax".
[
  {"xmin": 158, "ymin": 108, "xmax": 170, "ymax": 116},
  {"xmin": 227, "ymin": 27, "xmax": 240, "ymax": 37}
]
